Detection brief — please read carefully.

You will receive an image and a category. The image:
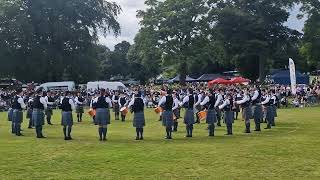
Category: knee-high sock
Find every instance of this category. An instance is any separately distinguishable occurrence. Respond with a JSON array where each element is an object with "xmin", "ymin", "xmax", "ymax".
[
  {"xmin": 47, "ymin": 115, "xmax": 51, "ymax": 124},
  {"xmin": 63, "ymin": 126, "xmax": 67, "ymax": 138},
  {"xmin": 98, "ymin": 127, "xmax": 103, "ymax": 139},
  {"xmin": 16, "ymin": 123, "xmax": 21, "ymax": 135},
  {"xmin": 190, "ymin": 125, "xmax": 193, "ymax": 136},
  {"xmin": 136, "ymin": 128, "xmax": 139, "ymax": 138},
  {"xmin": 140, "ymin": 128, "xmax": 144, "ymax": 137},
  {"xmin": 79, "ymin": 114, "xmax": 83, "ymax": 121},
  {"xmin": 67, "ymin": 126, "xmax": 72, "ymax": 137},
  {"xmin": 102, "ymin": 128, "xmax": 107, "ymax": 139},
  {"xmin": 12, "ymin": 122, "xmax": 15, "ymax": 133}
]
